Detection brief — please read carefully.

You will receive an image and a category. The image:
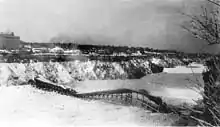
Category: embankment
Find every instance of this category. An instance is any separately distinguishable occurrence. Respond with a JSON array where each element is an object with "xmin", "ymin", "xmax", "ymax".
[{"xmin": 0, "ymin": 58, "xmax": 177, "ymax": 86}]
